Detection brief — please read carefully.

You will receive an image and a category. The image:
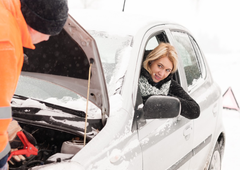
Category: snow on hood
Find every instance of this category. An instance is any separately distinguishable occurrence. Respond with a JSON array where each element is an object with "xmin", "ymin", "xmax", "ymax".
[
  {"xmin": 12, "ymin": 96, "xmax": 101, "ymax": 119},
  {"xmin": 12, "ymin": 98, "xmax": 77, "ymax": 118},
  {"xmin": 45, "ymin": 97, "xmax": 101, "ymax": 119}
]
